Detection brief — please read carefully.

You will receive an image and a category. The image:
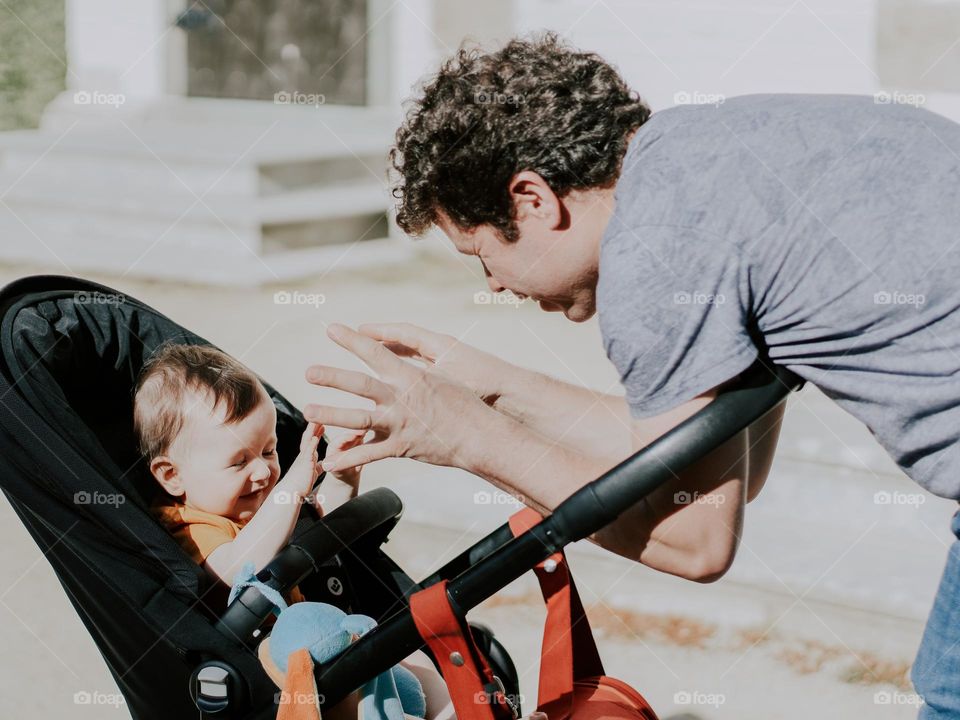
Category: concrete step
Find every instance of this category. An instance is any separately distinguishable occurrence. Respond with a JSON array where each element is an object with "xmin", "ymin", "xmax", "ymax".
[
  {"xmin": 0, "ymin": 175, "xmax": 390, "ymax": 226},
  {"xmin": 0, "ymin": 101, "xmax": 401, "ymax": 285}
]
